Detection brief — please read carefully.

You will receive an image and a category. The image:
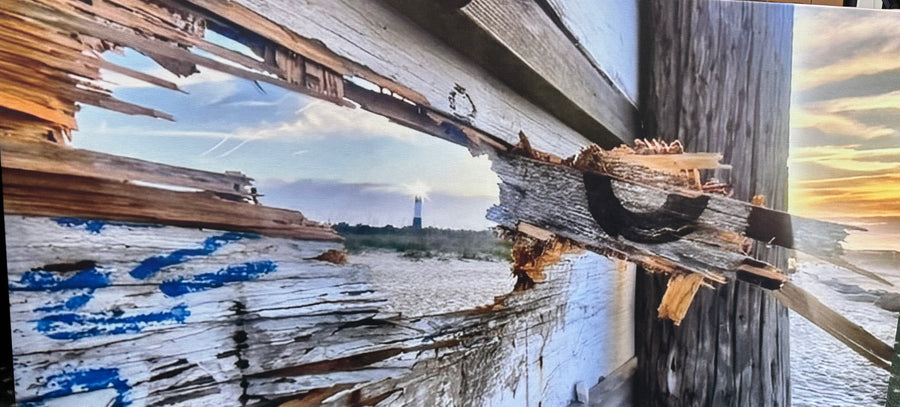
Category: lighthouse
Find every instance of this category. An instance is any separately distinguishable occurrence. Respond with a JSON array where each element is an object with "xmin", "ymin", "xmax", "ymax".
[{"xmin": 412, "ymin": 195, "xmax": 423, "ymax": 229}]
